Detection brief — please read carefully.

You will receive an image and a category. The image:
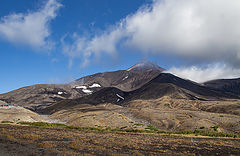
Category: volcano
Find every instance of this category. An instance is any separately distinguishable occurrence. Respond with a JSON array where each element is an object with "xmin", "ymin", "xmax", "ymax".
[
  {"xmin": 0, "ymin": 62, "xmax": 164, "ymax": 110},
  {"xmin": 127, "ymin": 62, "xmax": 165, "ymax": 72},
  {"xmin": 73, "ymin": 62, "xmax": 164, "ymax": 92}
]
